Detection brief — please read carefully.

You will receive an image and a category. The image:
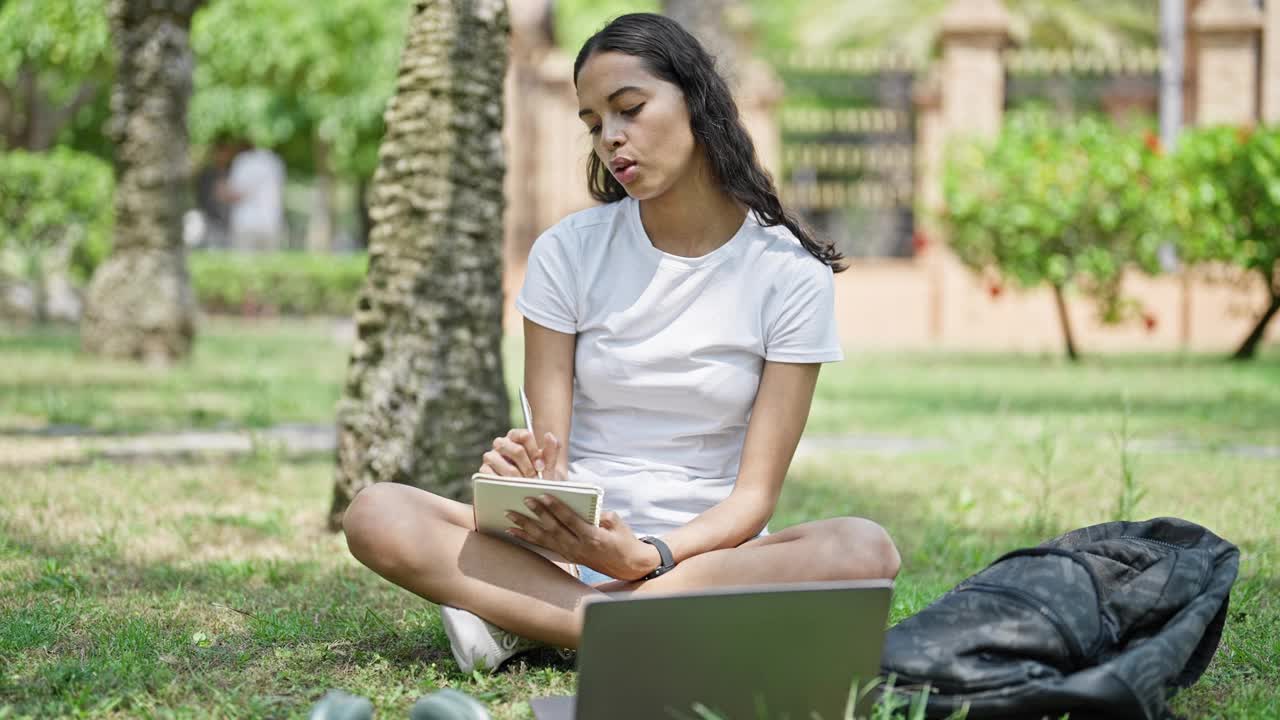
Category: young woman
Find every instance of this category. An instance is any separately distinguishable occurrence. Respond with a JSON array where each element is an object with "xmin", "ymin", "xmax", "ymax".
[{"xmin": 342, "ymin": 13, "xmax": 900, "ymax": 674}]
